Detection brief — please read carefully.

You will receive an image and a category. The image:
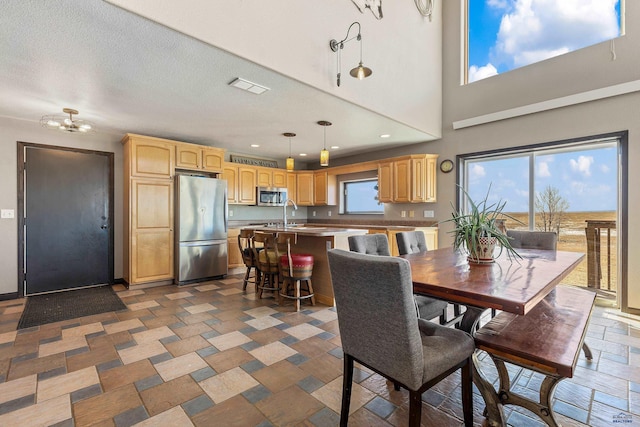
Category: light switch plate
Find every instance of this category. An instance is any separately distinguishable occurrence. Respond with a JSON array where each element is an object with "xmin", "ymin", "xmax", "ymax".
[{"xmin": 1, "ymin": 209, "xmax": 14, "ymax": 219}]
